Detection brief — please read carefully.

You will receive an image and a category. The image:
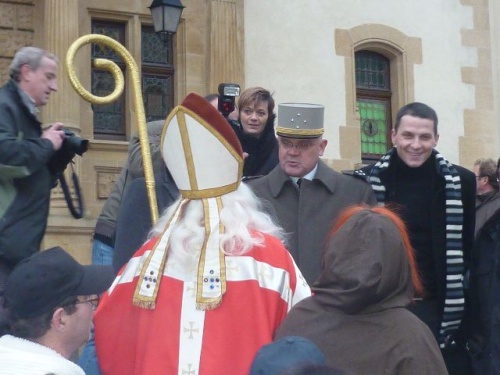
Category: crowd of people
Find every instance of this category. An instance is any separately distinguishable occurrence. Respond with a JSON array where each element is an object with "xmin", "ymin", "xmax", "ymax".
[{"xmin": 1, "ymin": 46, "xmax": 500, "ymax": 375}]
